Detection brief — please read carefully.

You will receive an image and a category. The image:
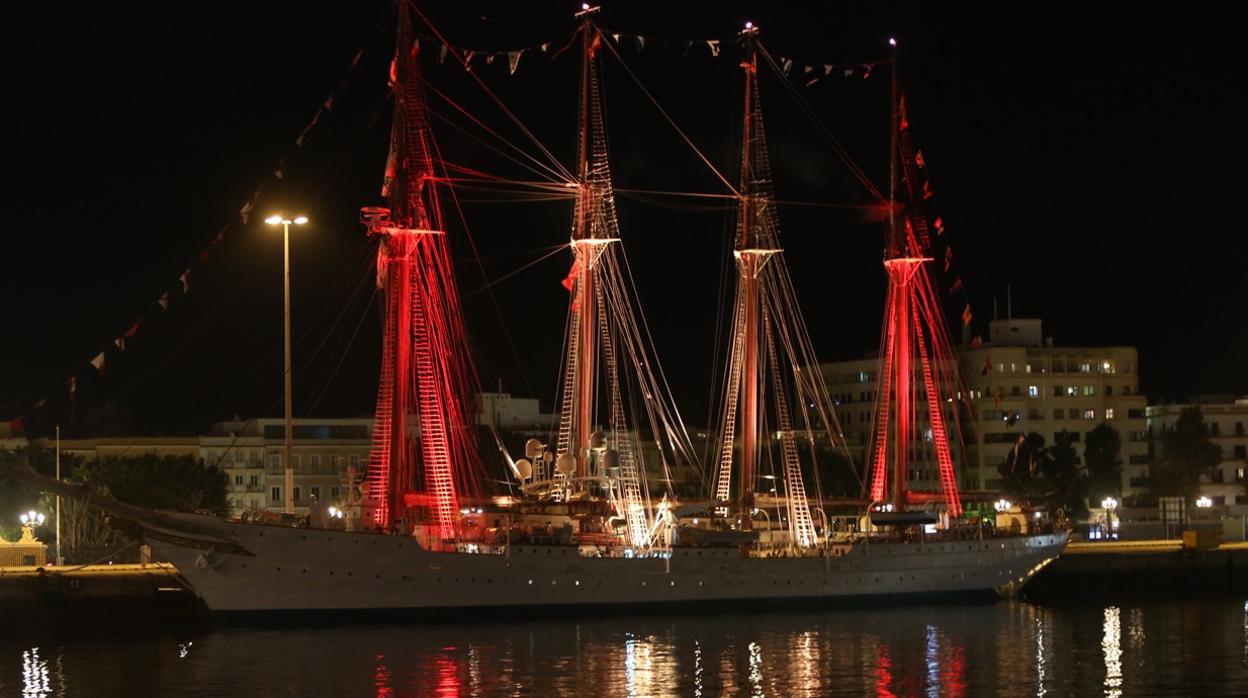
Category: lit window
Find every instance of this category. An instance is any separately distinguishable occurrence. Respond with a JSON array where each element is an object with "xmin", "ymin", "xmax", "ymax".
[
  {"xmin": 1028, "ymin": 385, "xmax": 1039, "ymax": 398},
  {"xmin": 1066, "ymin": 386, "xmax": 1079, "ymax": 397},
  {"xmin": 310, "ymin": 486, "xmax": 320, "ymax": 500},
  {"xmin": 1083, "ymin": 386, "xmax": 1095, "ymax": 396},
  {"xmin": 1083, "ymin": 409, "xmax": 1095, "ymax": 420},
  {"xmin": 1105, "ymin": 408, "xmax": 1115, "ymax": 420}
]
